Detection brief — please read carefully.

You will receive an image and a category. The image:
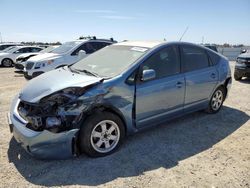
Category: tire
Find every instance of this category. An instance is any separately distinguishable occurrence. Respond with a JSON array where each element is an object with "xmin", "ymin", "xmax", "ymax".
[
  {"xmin": 1, "ymin": 58, "xmax": 13, "ymax": 67},
  {"xmin": 234, "ymin": 73, "xmax": 242, "ymax": 81},
  {"xmin": 206, "ymin": 87, "xmax": 225, "ymax": 114},
  {"xmin": 79, "ymin": 111, "xmax": 125, "ymax": 157}
]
